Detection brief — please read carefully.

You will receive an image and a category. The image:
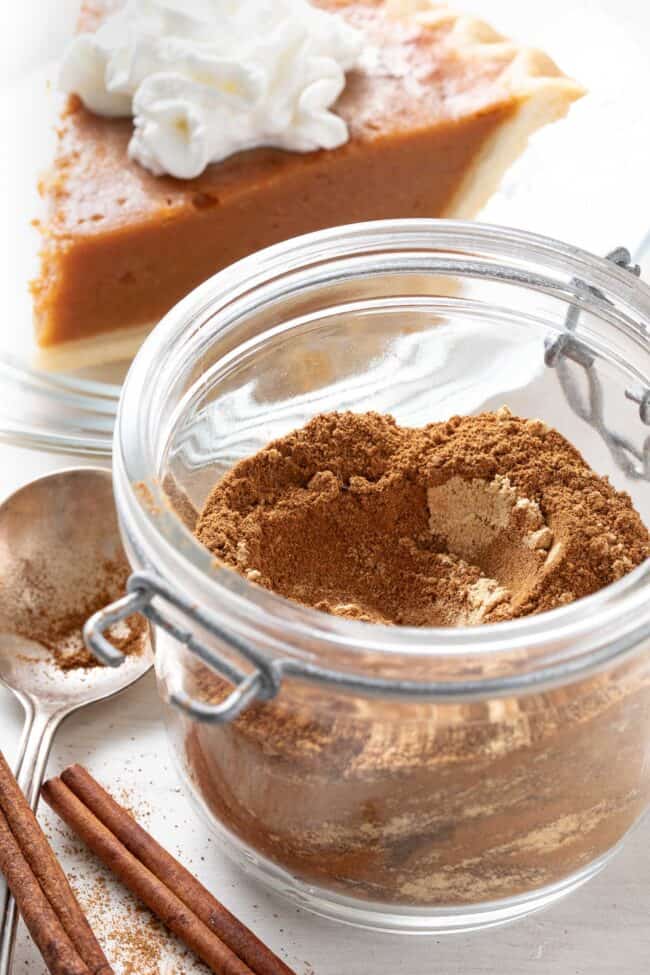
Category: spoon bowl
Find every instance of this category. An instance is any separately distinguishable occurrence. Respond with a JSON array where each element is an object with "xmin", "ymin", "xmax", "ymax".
[
  {"xmin": 0, "ymin": 467, "xmax": 152, "ymax": 973},
  {"xmin": 0, "ymin": 467, "xmax": 151, "ymax": 709}
]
